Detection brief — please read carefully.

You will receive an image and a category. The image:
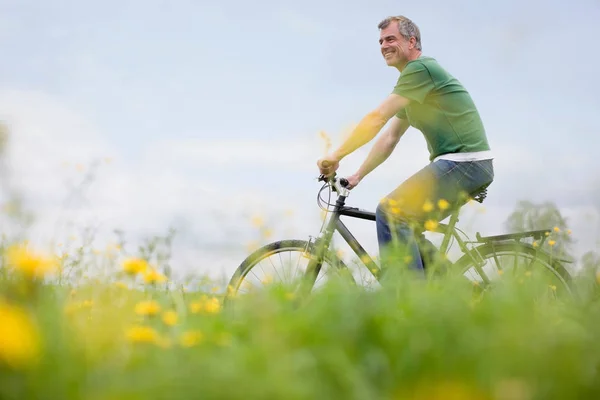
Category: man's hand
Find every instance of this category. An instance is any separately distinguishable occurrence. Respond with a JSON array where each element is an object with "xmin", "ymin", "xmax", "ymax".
[
  {"xmin": 316, "ymin": 154, "xmax": 340, "ymax": 177},
  {"xmin": 344, "ymin": 173, "xmax": 362, "ymax": 190}
]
